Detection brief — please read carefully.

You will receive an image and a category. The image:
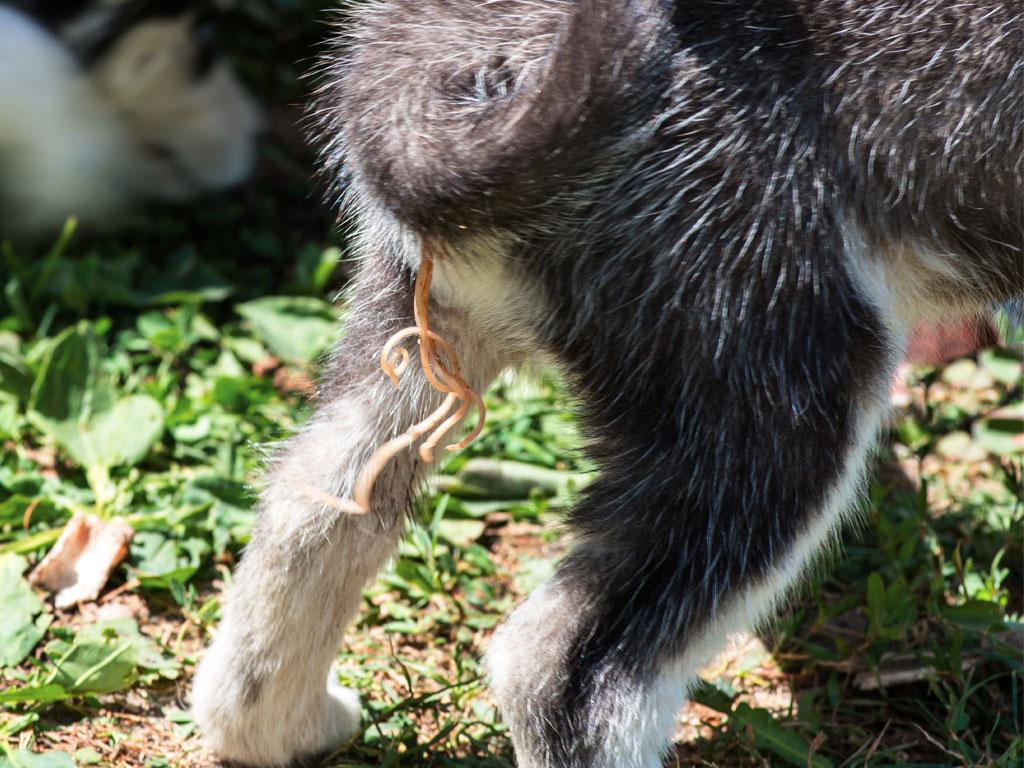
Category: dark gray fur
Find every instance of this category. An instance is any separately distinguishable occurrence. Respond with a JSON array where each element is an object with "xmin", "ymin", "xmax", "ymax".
[{"xmin": 195, "ymin": 2, "xmax": 1022, "ymax": 766}]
